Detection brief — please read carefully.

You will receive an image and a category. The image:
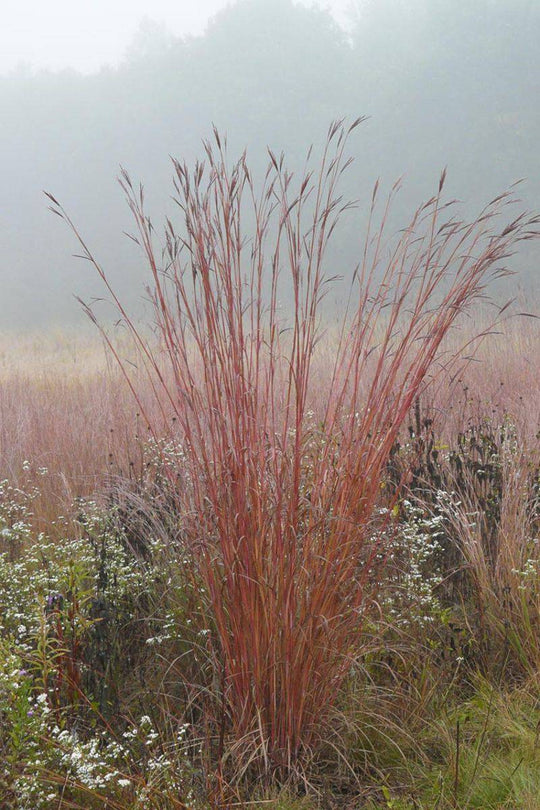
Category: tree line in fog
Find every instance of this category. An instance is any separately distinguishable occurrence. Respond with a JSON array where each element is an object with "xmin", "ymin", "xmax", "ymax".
[{"xmin": 2, "ymin": 0, "xmax": 538, "ymax": 328}]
